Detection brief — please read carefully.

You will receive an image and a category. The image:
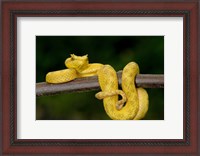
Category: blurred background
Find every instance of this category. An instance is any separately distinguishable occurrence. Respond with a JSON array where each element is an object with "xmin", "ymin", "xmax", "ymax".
[{"xmin": 36, "ymin": 36, "xmax": 164, "ymax": 120}]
